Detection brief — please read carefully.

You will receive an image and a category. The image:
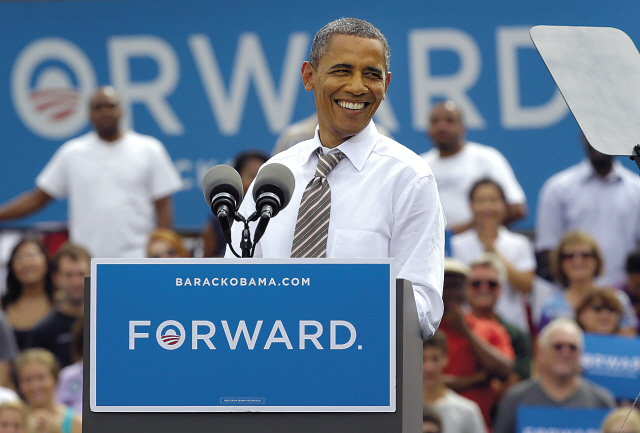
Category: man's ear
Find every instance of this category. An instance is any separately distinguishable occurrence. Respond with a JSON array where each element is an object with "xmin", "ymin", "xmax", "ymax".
[
  {"xmin": 382, "ymin": 71, "xmax": 391, "ymax": 100},
  {"xmin": 301, "ymin": 61, "xmax": 315, "ymax": 91}
]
